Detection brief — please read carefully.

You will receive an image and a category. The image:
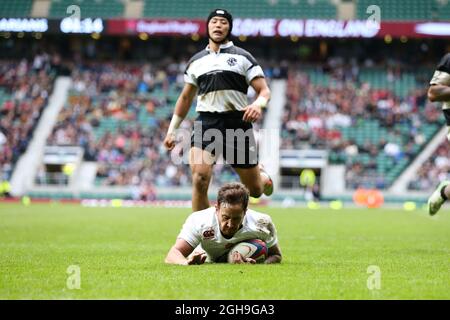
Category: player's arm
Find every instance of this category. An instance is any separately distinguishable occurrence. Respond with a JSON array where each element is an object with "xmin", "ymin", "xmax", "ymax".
[
  {"xmin": 428, "ymin": 54, "xmax": 450, "ymax": 102},
  {"xmin": 163, "ymin": 83, "xmax": 198, "ymax": 150},
  {"xmin": 243, "ymin": 77, "xmax": 271, "ymax": 122},
  {"xmin": 428, "ymin": 84, "xmax": 450, "ymax": 102},
  {"xmin": 165, "ymin": 238, "xmax": 206, "ymax": 265},
  {"xmin": 264, "ymin": 243, "xmax": 282, "ymax": 264}
]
